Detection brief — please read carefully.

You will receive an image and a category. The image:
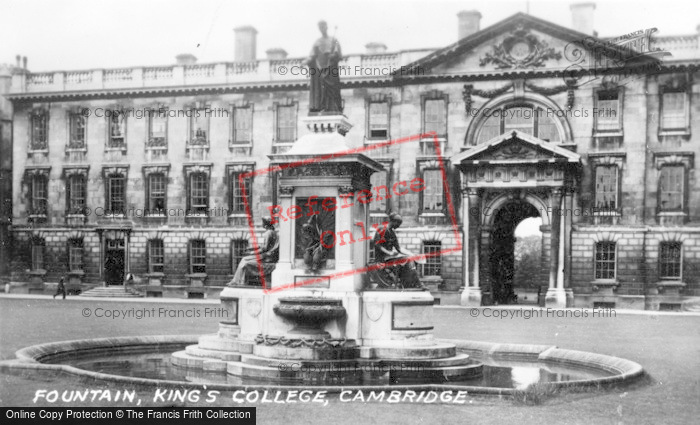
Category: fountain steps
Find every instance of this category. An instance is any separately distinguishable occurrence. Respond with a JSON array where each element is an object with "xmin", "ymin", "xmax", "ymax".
[
  {"xmin": 180, "ymin": 344, "xmax": 474, "ymax": 369},
  {"xmin": 171, "ymin": 350, "xmax": 483, "ymax": 383},
  {"xmin": 173, "ymin": 335, "xmax": 483, "ymax": 384}
]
